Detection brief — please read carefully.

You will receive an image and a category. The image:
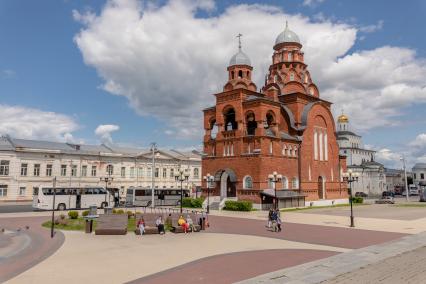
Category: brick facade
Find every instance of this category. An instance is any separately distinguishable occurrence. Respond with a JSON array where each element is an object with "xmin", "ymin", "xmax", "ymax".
[{"xmin": 202, "ymin": 26, "xmax": 347, "ymax": 206}]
